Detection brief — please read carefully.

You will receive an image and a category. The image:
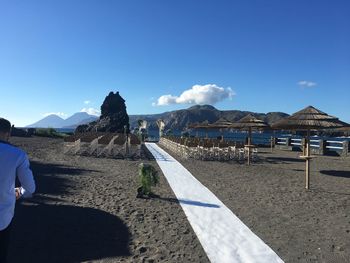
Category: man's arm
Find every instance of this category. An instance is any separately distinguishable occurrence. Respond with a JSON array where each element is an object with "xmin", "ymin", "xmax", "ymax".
[{"xmin": 16, "ymin": 153, "xmax": 35, "ymax": 198}]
